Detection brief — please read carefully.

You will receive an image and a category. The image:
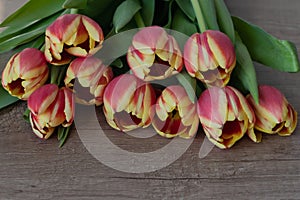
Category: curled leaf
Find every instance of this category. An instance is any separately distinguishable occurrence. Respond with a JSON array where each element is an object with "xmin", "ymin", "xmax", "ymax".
[
  {"xmin": 214, "ymin": 0, "xmax": 235, "ymax": 43},
  {"xmin": 175, "ymin": 0, "xmax": 195, "ymax": 21},
  {"xmin": 140, "ymin": 0, "xmax": 155, "ymax": 26},
  {"xmin": 63, "ymin": 0, "xmax": 88, "ymax": 9},
  {"xmin": 0, "ymin": 84, "xmax": 19, "ymax": 110},
  {"xmin": 113, "ymin": 0, "xmax": 141, "ymax": 33},
  {"xmin": 233, "ymin": 16, "xmax": 300, "ymax": 72},
  {"xmin": 232, "ymin": 32, "xmax": 259, "ymax": 103},
  {"xmin": 172, "ymin": 9, "xmax": 197, "ymax": 36},
  {"xmin": 199, "ymin": 0, "xmax": 219, "ymax": 30}
]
